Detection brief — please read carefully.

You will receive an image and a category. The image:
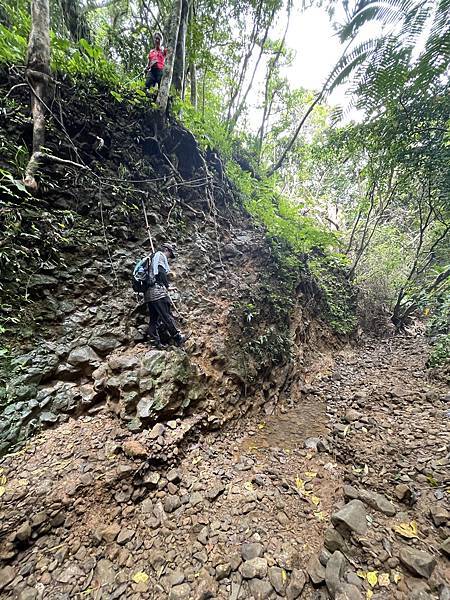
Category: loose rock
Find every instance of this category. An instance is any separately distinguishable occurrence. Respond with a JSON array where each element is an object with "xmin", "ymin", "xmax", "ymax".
[
  {"xmin": 240, "ymin": 557, "xmax": 268, "ymax": 579},
  {"xmin": 331, "ymin": 500, "xmax": 368, "ymax": 535},
  {"xmin": 286, "ymin": 568, "xmax": 306, "ymax": 600},
  {"xmin": 399, "ymin": 547, "xmax": 436, "ymax": 579},
  {"xmin": 325, "ymin": 551, "xmax": 347, "ymax": 599}
]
